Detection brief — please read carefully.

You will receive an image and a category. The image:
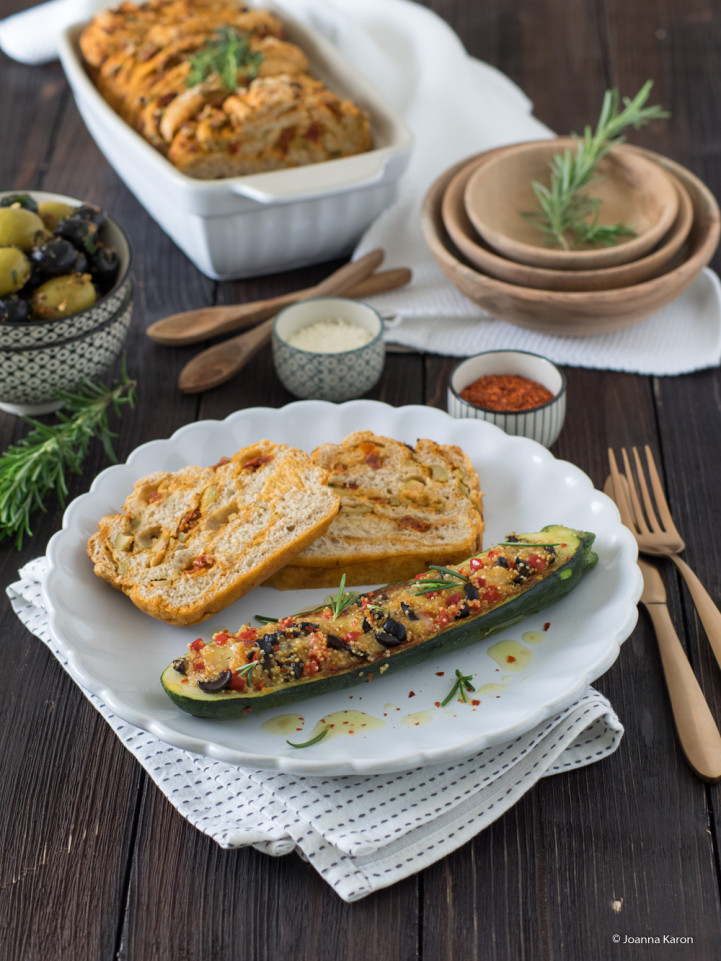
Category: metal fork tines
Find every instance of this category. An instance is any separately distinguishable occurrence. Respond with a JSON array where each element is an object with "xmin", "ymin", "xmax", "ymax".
[{"xmin": 608, "ymin": 445, "xmax": 721, "ymax": 673}]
